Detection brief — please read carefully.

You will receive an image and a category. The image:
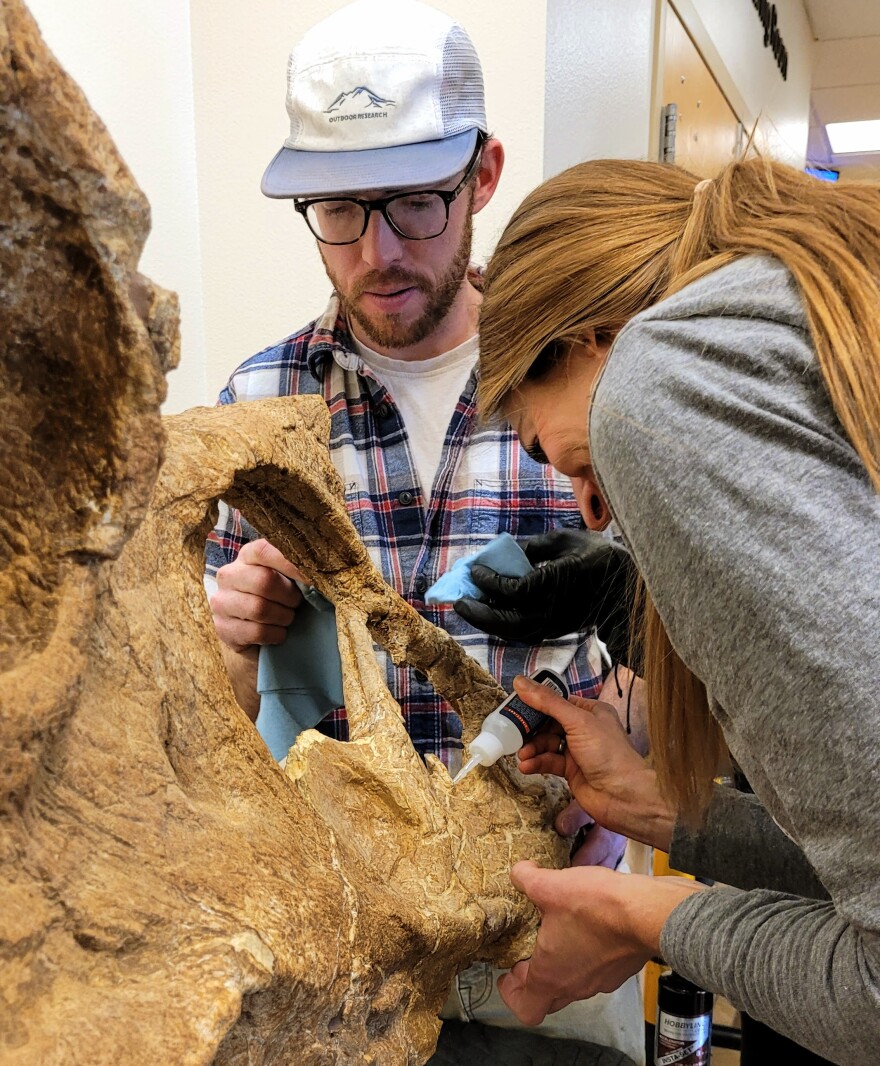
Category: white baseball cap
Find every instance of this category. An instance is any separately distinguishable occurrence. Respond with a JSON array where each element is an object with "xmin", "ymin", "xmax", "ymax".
[{"xmin": 261, "ymin": 0, "xmax": 488, "ymax": 198}]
